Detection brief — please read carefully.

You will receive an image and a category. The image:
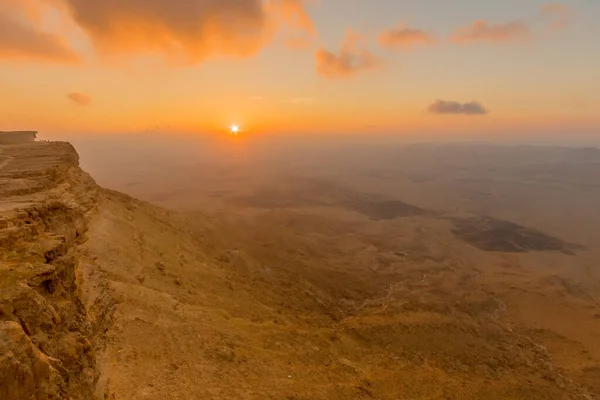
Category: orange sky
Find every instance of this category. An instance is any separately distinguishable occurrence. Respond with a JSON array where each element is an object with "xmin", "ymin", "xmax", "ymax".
[{"xmin": 1, "ymin": 0, "xmax": 599, "ymax": 139}]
